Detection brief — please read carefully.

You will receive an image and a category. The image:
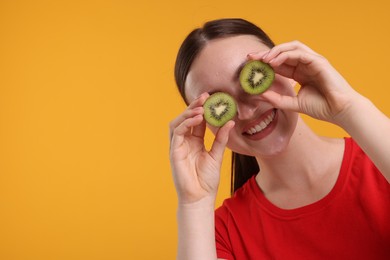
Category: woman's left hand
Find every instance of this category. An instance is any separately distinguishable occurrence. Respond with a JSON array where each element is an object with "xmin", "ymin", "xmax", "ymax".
[
  {"xmin": 249, "ymin": 41, "xmax": 359, "ymax": 125},
  {"xmin": 250, "ymin": 41, "xmax": 390, "ymax": 183}
]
